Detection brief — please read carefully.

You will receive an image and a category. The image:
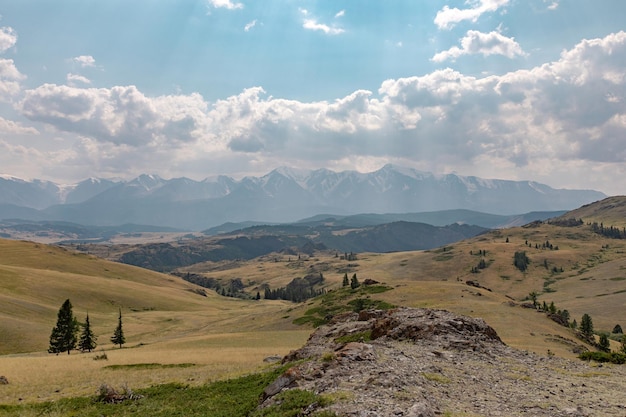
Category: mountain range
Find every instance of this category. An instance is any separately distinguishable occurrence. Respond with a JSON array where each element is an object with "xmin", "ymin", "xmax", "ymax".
[{"xmin": 0, "ymin": 165, "xmax": 606, "ymax": 230}]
